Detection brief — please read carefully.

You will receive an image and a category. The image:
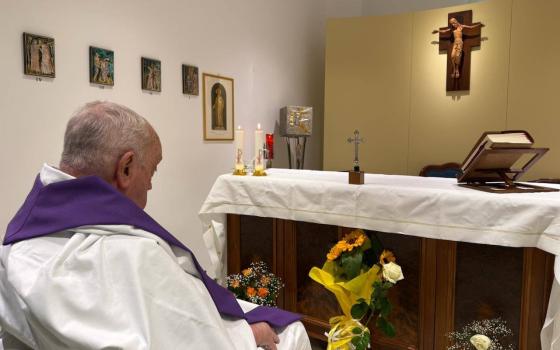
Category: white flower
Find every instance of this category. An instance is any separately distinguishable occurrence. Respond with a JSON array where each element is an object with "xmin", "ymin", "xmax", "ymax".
[
  {"xmin": 382, "ymin": 262, "xmax": 404, "ymax": 283},
  {"xmin": 470, "ymin": 334, "xmax": 492, "ymax": 350}
]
